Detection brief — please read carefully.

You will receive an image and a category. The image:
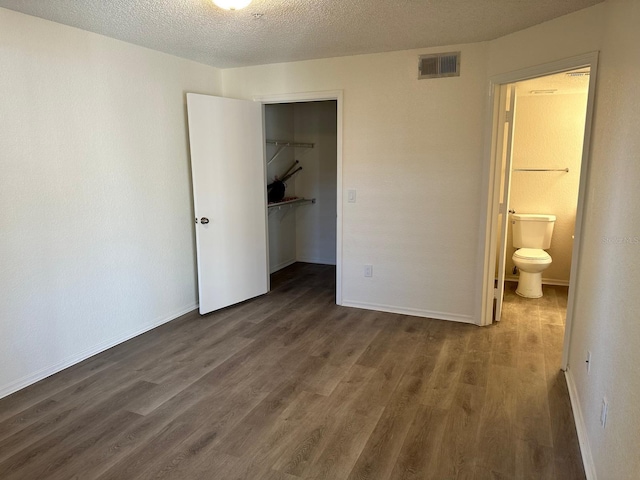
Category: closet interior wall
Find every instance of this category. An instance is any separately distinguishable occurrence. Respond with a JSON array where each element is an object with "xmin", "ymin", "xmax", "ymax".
[{"xmin": 265, "ymin": 101, "xmax": 337, "ymax": 274}]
